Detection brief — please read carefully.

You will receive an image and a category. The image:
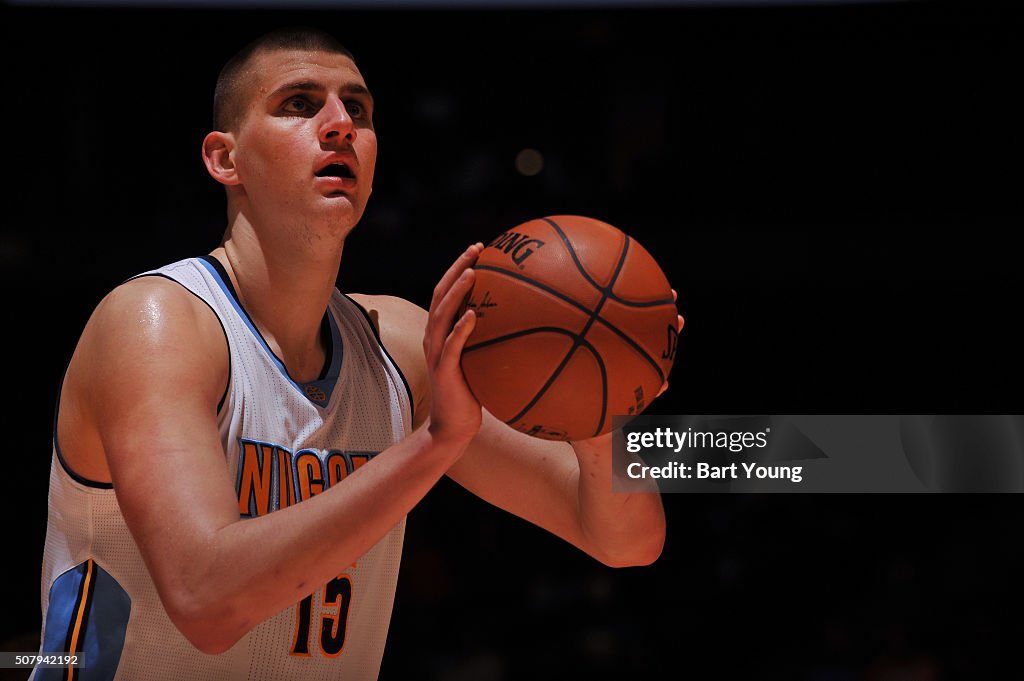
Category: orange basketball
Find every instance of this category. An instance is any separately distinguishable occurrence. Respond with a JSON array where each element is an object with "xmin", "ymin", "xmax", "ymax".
[{"xmin": 460, "ymin": 215, "xmax": 679, "ymax": 441}]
